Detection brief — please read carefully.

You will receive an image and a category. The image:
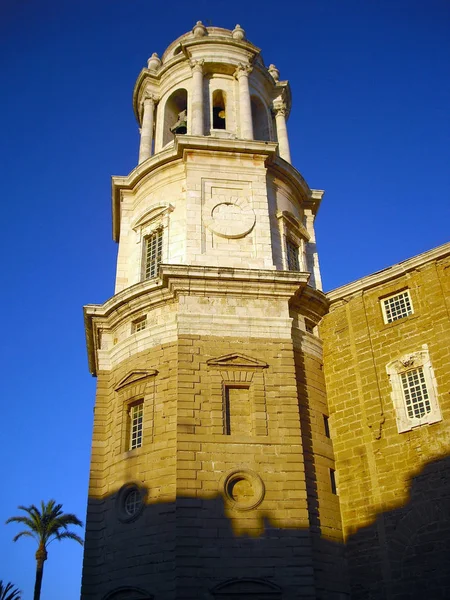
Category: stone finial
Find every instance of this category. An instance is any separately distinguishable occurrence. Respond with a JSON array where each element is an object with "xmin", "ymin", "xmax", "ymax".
[
  {"xmin": 147, "ymin": 53, "xmax": 161, "ymax": 71},
  {"xmin": 232, "ymin": 24, "xmax": 246, "ymax": 41},
  {"xmin": 268, "ymin": 64, "xmax": 280, "ymax": 82},
  {"xmin": 192, "ymin": 21, "xmax": 207, "ymax": 38}
]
